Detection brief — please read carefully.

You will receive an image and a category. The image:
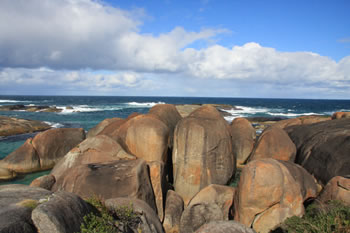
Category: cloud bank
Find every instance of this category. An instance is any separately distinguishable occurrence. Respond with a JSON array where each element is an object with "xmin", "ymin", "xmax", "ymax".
[{"xmin": 0, "ymin": 0, "xmax": 349, "ymax": 98}]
